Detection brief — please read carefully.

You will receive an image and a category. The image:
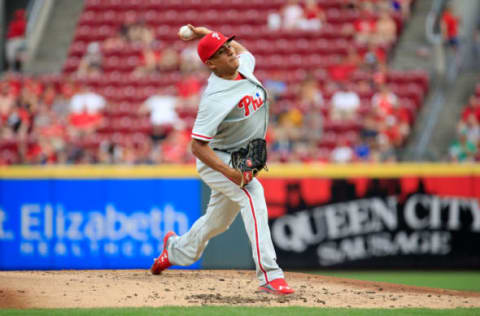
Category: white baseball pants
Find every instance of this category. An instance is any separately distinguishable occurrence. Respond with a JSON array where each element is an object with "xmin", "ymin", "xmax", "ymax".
[{"xmin": 167, "ymin": 151, "xmax": 284, "ymax": 285}]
